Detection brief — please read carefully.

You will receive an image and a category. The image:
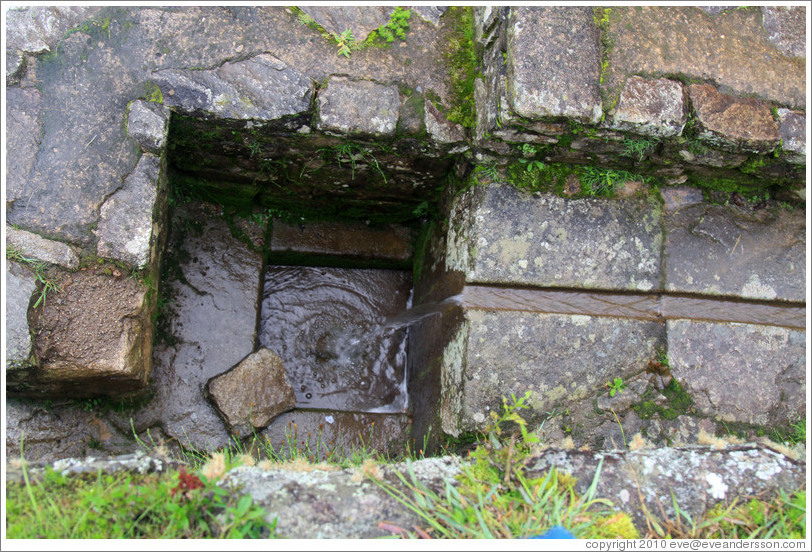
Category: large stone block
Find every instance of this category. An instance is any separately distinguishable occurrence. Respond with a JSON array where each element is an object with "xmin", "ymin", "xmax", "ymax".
[
  {"xmin": 688, "ymin": 84, "xmax": 780, "ymax": 153},
  {"xmin": 126, "ymin": 100, "xmax": 169, "ymax": 153},
  {"xmin": 153, "ymin": 54, "xmax": 312, "ymax": 121},
  {"xmin": 7, "ymin": 225, "xmax": 80, "ymax": 269},
  {"xmin": 506, "ymin": 6, "xmax": 602, "ymax": 123},
  {"xmin": 6, "ymin": 262, "xmax": 38, "ymax": 370},
  {"xmin": 317, "ymin": 77, "xmax": 400, "ymax": 137},
  {"xmin": 608, "ymin": 76, "xmax": 687, "ymax": 137},
  {"xmin": 449, "ymin": 185, "xmax": 663, "ymax": 292},
  {"xmin": 28, "ymin": 268, "xmax": 152, "ymax": 396},
  {"xmin": 665, "ymin": 203, "xmax": 805, "ymax": 302},
  {"xmin": 299, "ymin": 6, "xmax": 395, "ymax": 41},
  {"xmin": 668, "ymin": 320, "xmax": 805, "ymax": 427},
  {"xmin": 777, "ymin": 109, "xmax": 806, "ymax": 165},
  {"xmin": 5, "ymin": 87, "xmax": 41, "ymax": 208},
  {"xmin": 449, "ymin": 309, "xmax": 665, "ymax": 434},
  {"xmin": 762, "ymin": 6, "xmax": 806, "ymax": 59}
]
